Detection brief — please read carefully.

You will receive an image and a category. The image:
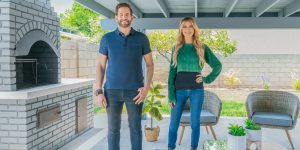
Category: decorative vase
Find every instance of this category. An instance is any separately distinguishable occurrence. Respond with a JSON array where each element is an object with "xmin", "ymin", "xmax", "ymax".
[{"xmin": 227, "ymin": 134, "xmax": 246, "ymax": 150}]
